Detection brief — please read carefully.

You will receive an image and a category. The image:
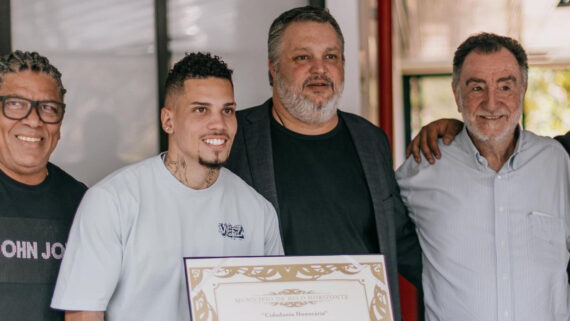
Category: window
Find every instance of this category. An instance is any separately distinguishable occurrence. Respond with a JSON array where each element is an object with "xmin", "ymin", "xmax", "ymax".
[
  {"xmin": 404, "ymin": 68, "xmax": 570, "ymax": 144},
  {"xmin": 9, "ymin": 0, "xmax": 309, "ymax": 185}
]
